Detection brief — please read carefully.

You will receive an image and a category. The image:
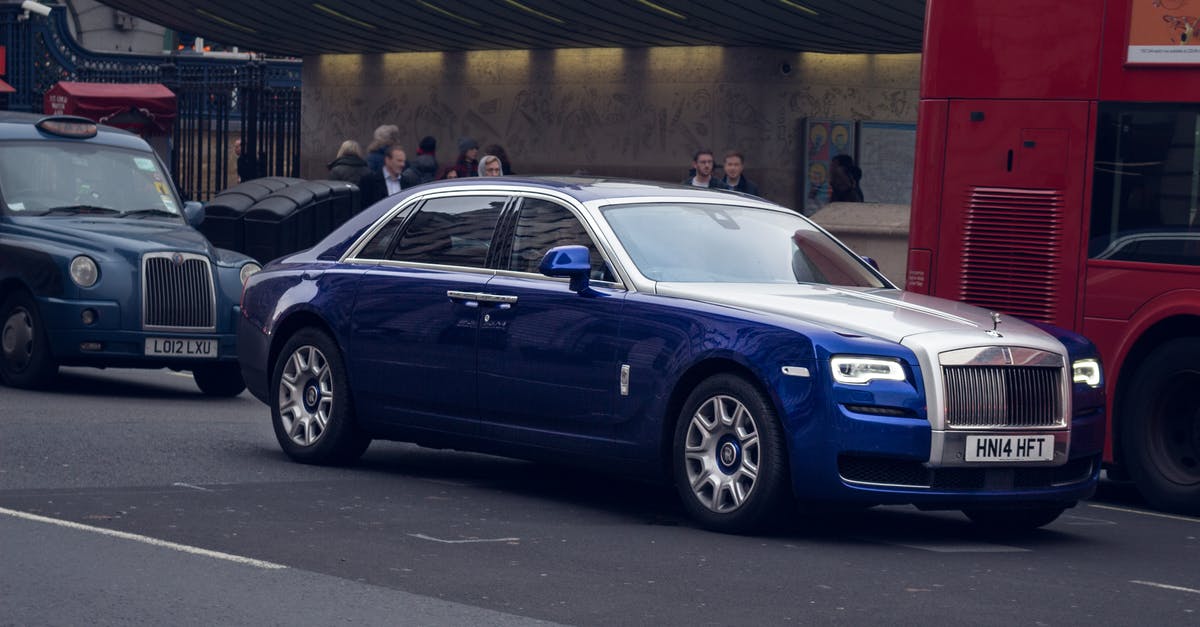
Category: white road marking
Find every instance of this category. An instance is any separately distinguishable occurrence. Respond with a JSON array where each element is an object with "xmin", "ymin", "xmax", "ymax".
[
  {"xmin": 409, "ymin": 533, "xmax": 520, "ymax": 544},
  {"xmin": 1088, "ymin": 503, "xmax": 1200, "ymax": 523},
  {"xmin": 171, "ymin": 482, "xmax": 212, "ymax": 491},
  {"xmin": 0, "ymin": 507, "xmax": 287, "ymax": 570},
  {"xmin": 1131, "ymin": 580, "xmax": 1200, "ymax": 595}
]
